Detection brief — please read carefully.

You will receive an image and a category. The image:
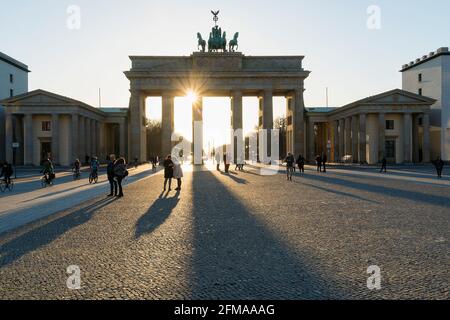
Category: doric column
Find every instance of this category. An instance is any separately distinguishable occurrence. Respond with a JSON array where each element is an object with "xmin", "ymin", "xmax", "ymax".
[
  {"xmin": 91, "ymin": 120, "xmax": 97, "ymax": 157},
  {"xmin": 5, "ymin": 112, "xmax": 13, "ymax": 163},
  {"xmin": 129, "ymin": 90, "xmax": 146, "ymax": 162},
  {"xmin": 333, "ymin": 120, "xmax": 339, "ymax": 162},
  {"xmin": 71, "ymin": 114, "xmax": 79, "ymax": 162},
  {"xmin": 403, "ymin": 113, "xmax": 412, "ymax": 163},
  {"xmin": 351, "ymin": 115, "xmax": 358, "ymax": 163},
  {"xmin": 231, "ymin": 90, "xmax": 244, "ymax": 164},
  {"xmin": 86, "ymin": 118, "xmax": 92, "ymax": 158},
  {"xmin": 259, "ymin": 90, "xmax": 273, "ymax": 163},
  {"xmin": 24, "ymin": 113, "xmax": 33, "ymax": 165},
  {"xmin": 292, "ymin": 89, "xmax": 305, "ymax": 157},
  {"xmin": 359, "ymin": 114, "xmax": 367, "ymax": 163},
  {"xmin": 51, "ymin": 114, "xmax": 60, "ymax": 165},
  {"xmin": 412, "ymin": 114, "xmax": 420, "ymax": 163},
  {"xmin": 79, "ymin": 115, "xmax": 85, "ymax": 161},
  {"xmin": 307, "ymin": 118, "xmax": 315, "ymax": 162},
  {"xmin": 95, "ymin": 121, "xmax": 101, "ymax": 160},
  {"xmin": 161, "ymin": 93, "xmax": 175, "ymax": 159},
  {"xmin": 423, "ymin": 113, "xmax": 430, "ymax": 163},
  {"xmin": 119, "ymin": 120, "xmax": 126, "ymax": 158},
  {"xmin": 338, "ymin": 119, "xmax": 345, "ymax": 162},
  {"xmin": 192, "ymin": 97, "xmax": 203, "ymax": 165},
  {"xmin": 345, "ymin": 117, "xmax": 352, "ymax": 156},
  {"xmin": 378, "ymin": 113, "xmax": 386, "ymax": 162}
]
